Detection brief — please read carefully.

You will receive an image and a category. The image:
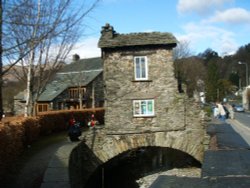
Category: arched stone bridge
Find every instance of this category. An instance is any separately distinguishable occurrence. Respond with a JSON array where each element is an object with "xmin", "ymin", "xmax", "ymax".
[
  {"xmin": 40, "ymin": 24, "xmax": 208, "ymax": 188},
  {"xmin": 69, "ymin": 122, "xmax": 206, "ymax": 188}
]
